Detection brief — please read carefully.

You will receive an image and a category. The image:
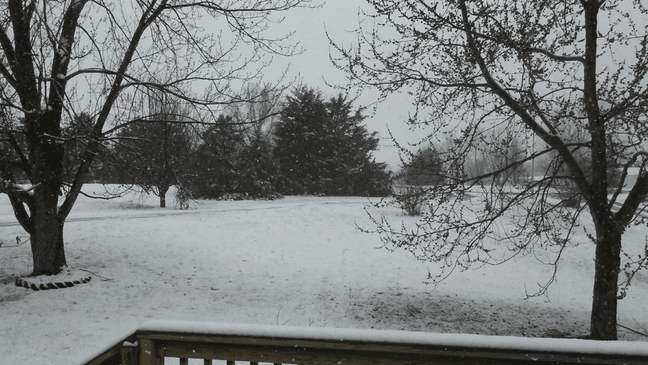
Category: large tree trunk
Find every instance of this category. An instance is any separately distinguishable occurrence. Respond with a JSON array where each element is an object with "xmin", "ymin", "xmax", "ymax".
[
  {"xmin": 589, "ymin": 220, "xmax": 622, "ymax": 340},
  {"xmin": 29, "ymin": 184, "xmax": 67, "ymax": 276},
  {"xmin": 28, "ymin": 111, "xmax": 68, "ymax": 276}
]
